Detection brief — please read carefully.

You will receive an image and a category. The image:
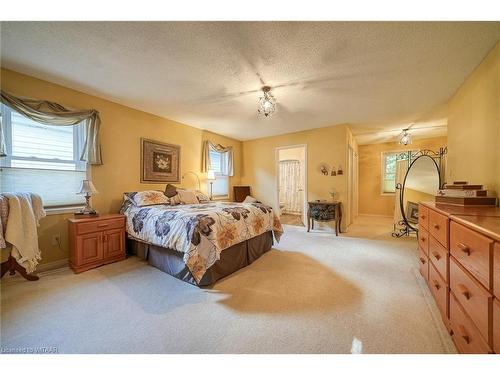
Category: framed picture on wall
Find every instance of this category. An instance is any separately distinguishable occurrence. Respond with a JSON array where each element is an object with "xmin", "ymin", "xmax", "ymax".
[
  {"xmin": 406, "ymin": 201, "xmax": 419, "ymax": 224},
  {"xmin": 141, "ymin": 138, "xmax": 181, "ymax": 183}
]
